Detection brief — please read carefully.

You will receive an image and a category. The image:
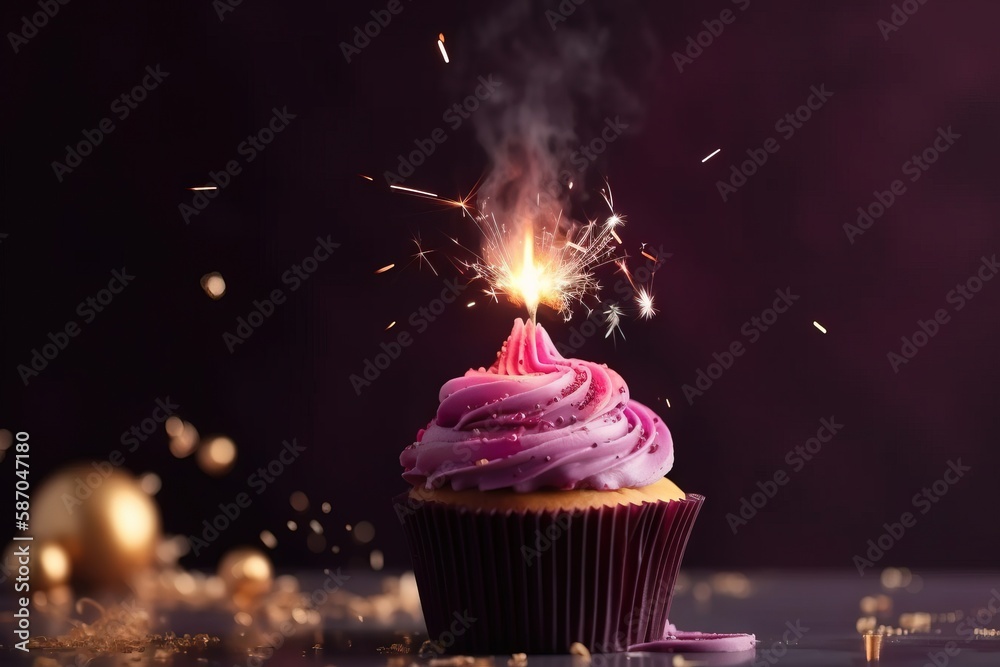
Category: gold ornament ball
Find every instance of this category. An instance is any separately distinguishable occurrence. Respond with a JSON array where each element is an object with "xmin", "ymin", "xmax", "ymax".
[
  {"xmin": 33, "ymin": 465, "xmax": 161, "ymax": 588},
  {"xmin": 218, "ymin": 547, "xmax": 273, "ymax": 604}
]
